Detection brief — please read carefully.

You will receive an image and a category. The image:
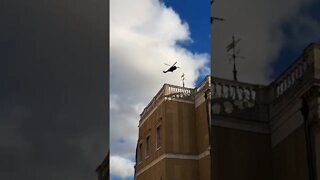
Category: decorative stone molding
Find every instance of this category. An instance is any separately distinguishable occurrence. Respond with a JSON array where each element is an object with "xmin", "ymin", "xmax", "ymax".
[{"xmin": 139, "ymin": 76, "xmax": 211, "ymax": 127}]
